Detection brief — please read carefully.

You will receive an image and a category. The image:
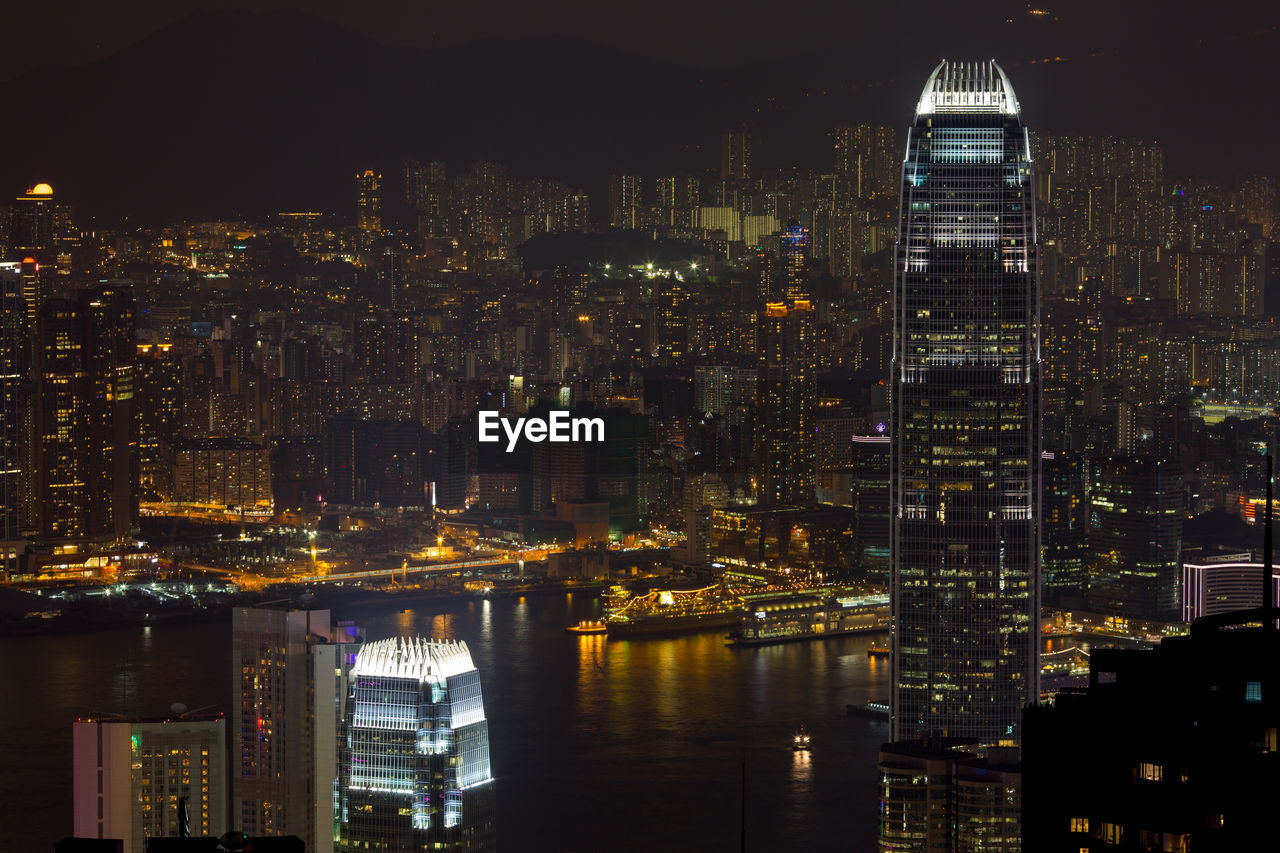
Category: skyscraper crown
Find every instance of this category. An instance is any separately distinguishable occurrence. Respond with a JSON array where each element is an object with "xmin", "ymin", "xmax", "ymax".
[
  {"xmin": 915, "ymin": 60, "xmax": 1019, "ymax": 118},
  {"xmin": 353, "ymin": 636, "xmax": 477, "ymax": 681}
]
